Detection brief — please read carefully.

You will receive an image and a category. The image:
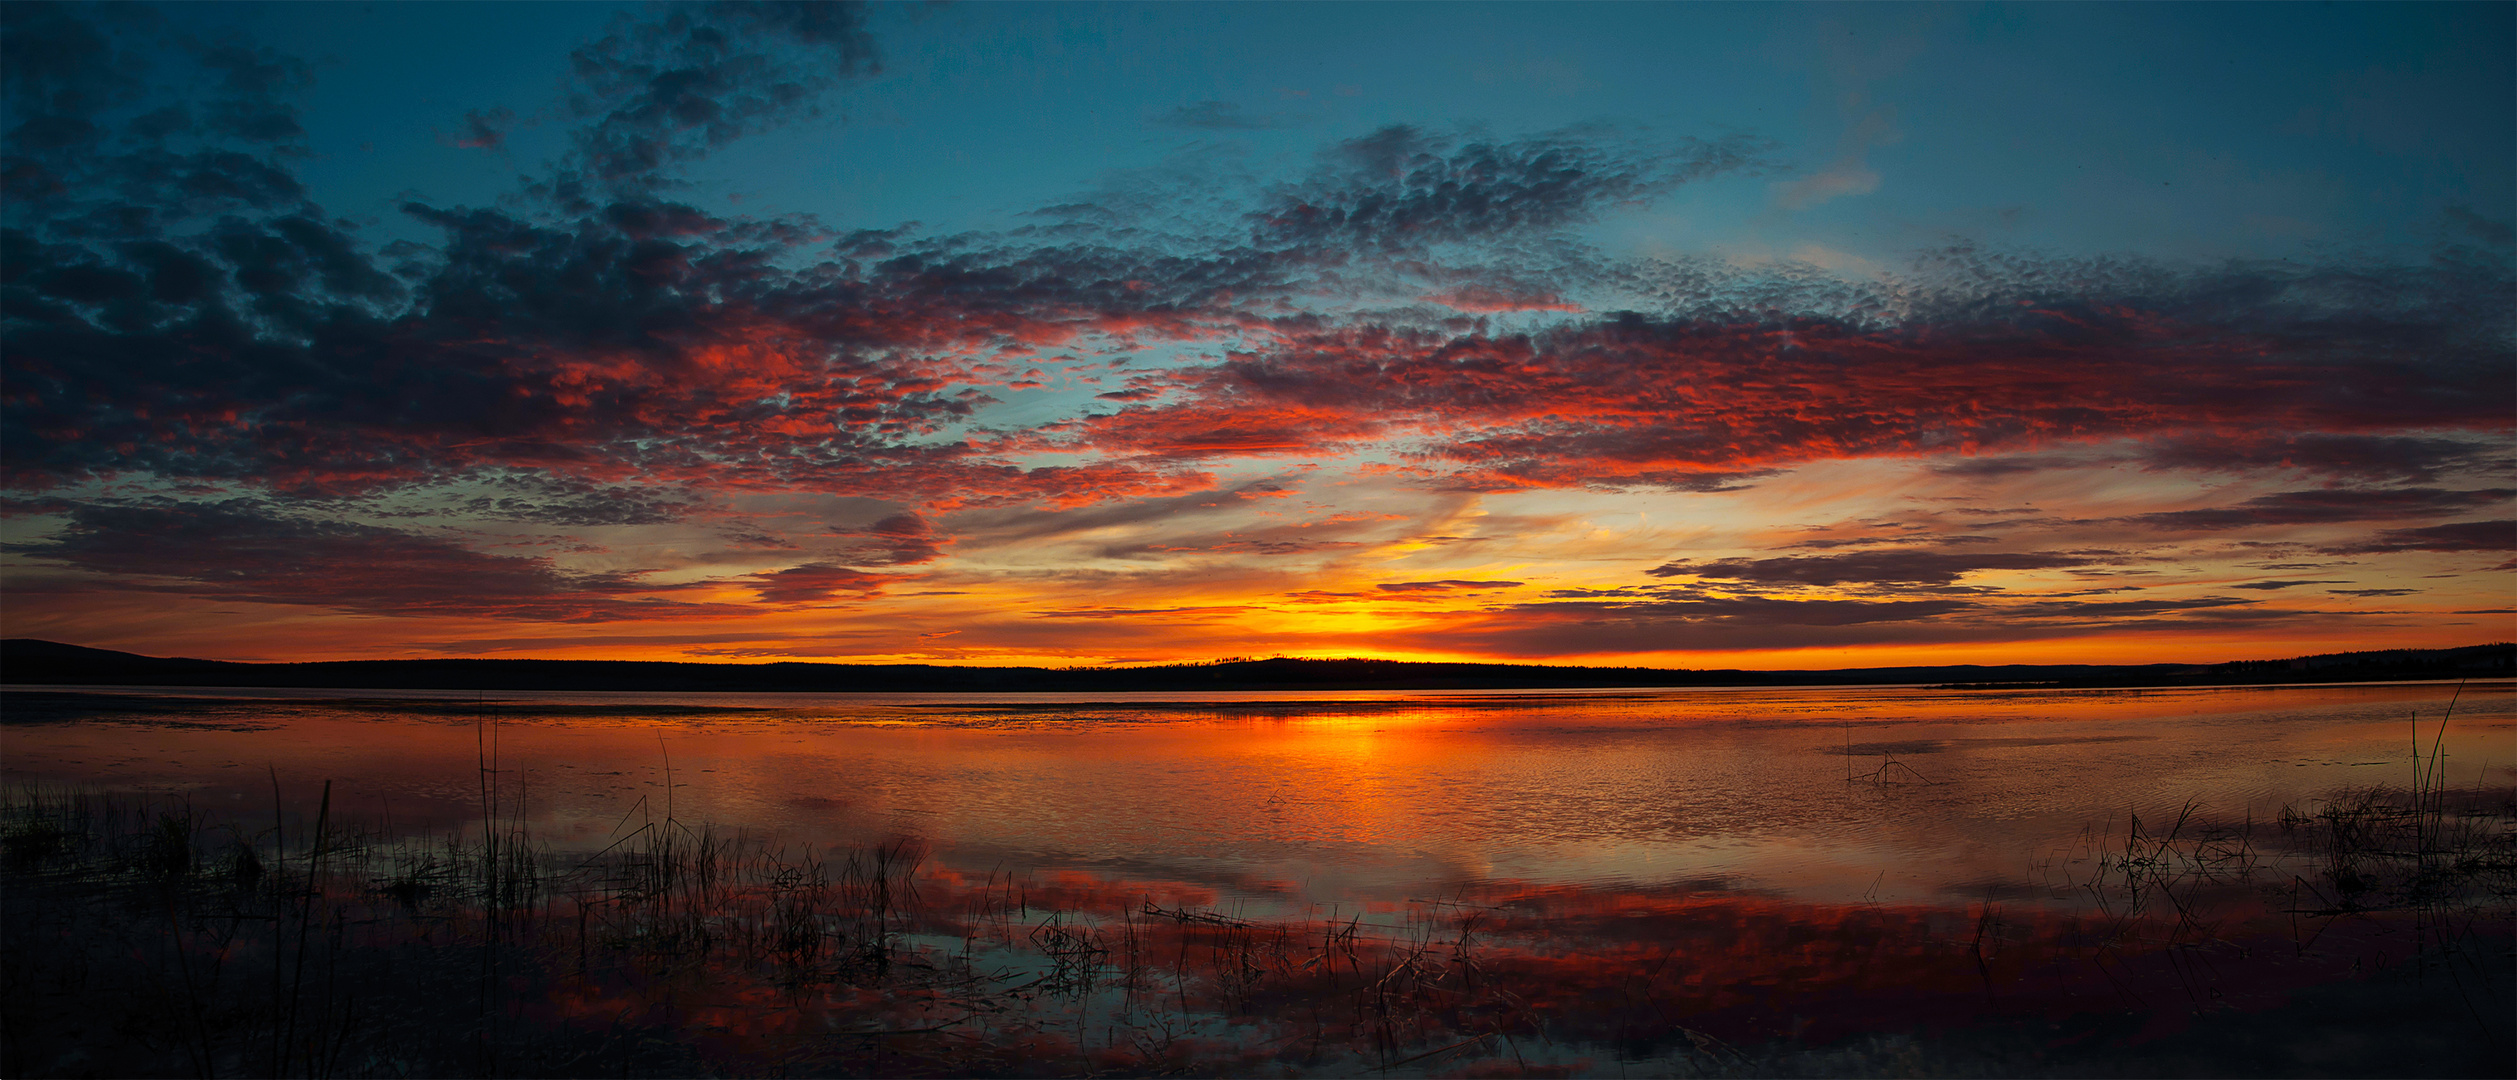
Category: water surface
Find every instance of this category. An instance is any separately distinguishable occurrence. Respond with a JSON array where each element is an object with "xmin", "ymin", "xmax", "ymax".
[{"xmin": 8, "ymin": 679, "xmax": 2507, "ymax": 913}]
